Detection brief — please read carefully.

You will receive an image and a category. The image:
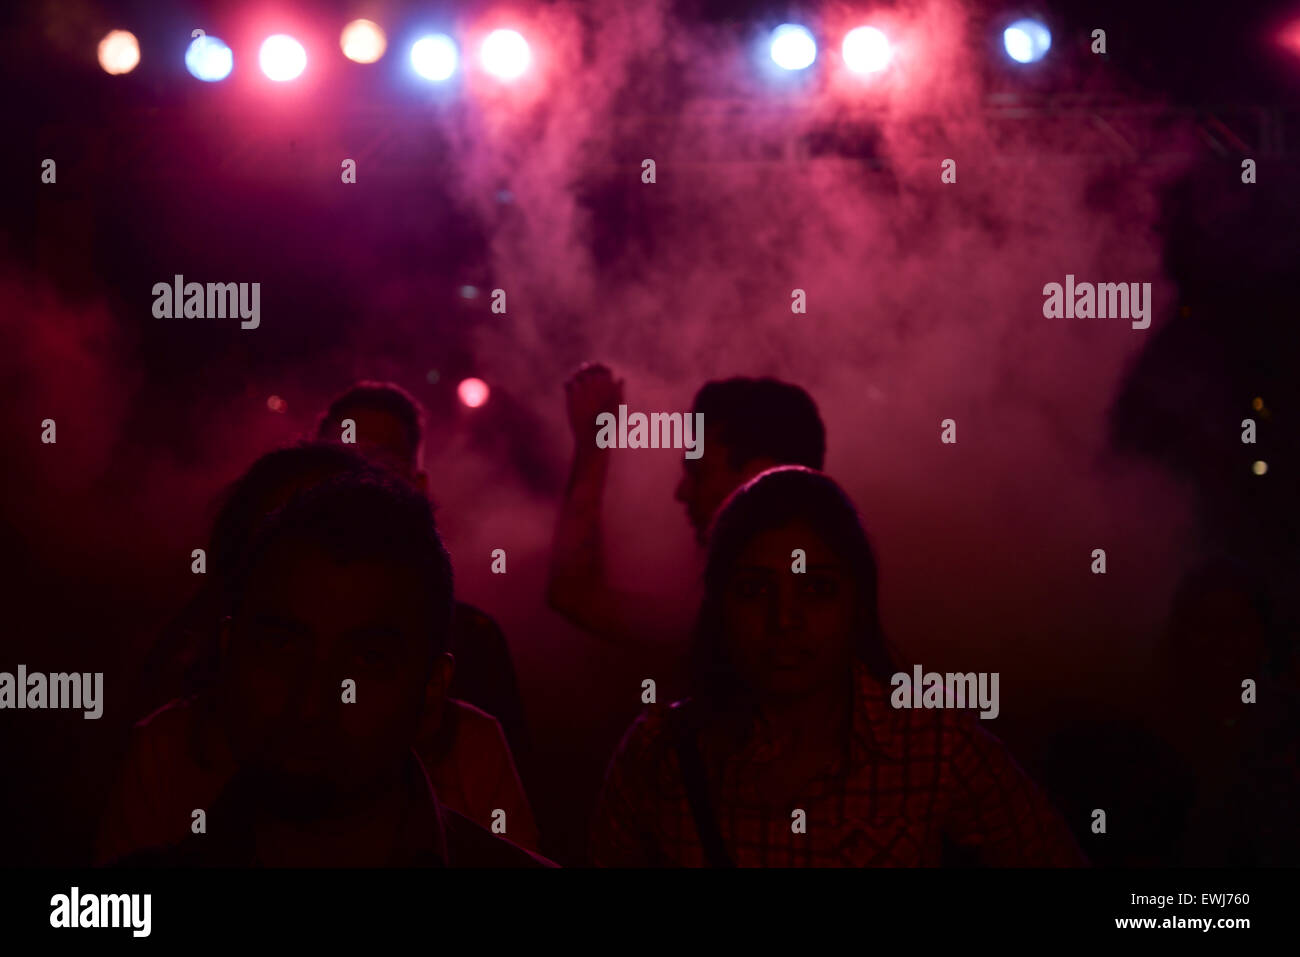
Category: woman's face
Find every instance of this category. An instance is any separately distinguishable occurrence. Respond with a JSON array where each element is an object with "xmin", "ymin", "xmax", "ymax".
[{"xmin": 720, "ymin": 520, "xmax": 859, "ymax": 700}]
